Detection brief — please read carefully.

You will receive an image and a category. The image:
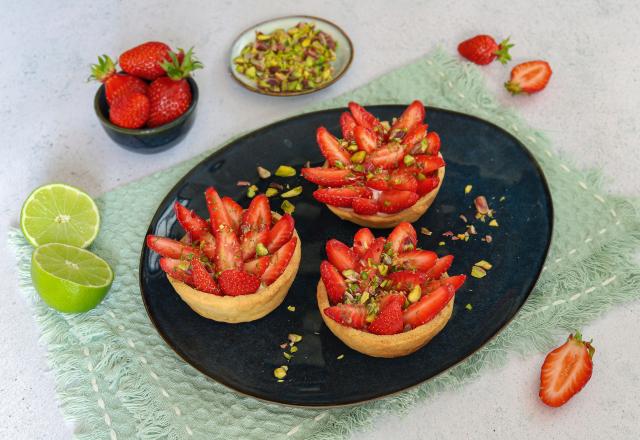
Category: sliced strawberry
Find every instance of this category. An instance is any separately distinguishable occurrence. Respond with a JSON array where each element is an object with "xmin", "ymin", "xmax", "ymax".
[
  {"xmin": 352, "ymin": 197, "xmax": 378, "ymax": 215},
  {"xmin": 205, "ymin": 187, "xmax": 232, "ymax": 230},
  {"xmin": 353, "ymin": 125, "xmax": 378, "ymax": 153},
  {"xmin": 159, "ymin": 257, "xmax": 193, "ymax": 285},
  {"xmin": 324, "ymin": 303, "xmax": 366, "ymax": 329},
  {"xmin": 353, "ymin": 228, "xmax": 375, "ymax": 256},
  {"xmin": 505, "ymin": 60, "xmax": 552, "ymax": 95},
  {"xmin": 378, "ymin": 292, "xmax": 406, "ymax": 310},
  {"xmin": 261, "ymin": 236, "xmax": 297, "ymax": 285},
  {"xmin": 389, "ymin": 170, "xmax": 418, "ymax": 192},
  {"xmin": 416, "ymin": 174, "xmax": 440, "ymax": 195},
  {"xmin": 348, "ymin": 102, "xmax": 382, "ymax": 135},
  {"xmin": 326, "ymin": 239, "xmax": 359, "ymax": 271},
  {"xmin": 396, "ymin": 250, "xmax": 437, "ymax": 271},
  {"xmin": 403, "ymin": 284, "xmax": 455, "ymax": 329},
  {"xmin": 387, "ymin": 271, "xmax": 427, "ymax": 291},
  {"xmin": 218, "ymin": 269, "xmax": 260, "ymax": 296},
  {"xmin": 539, "ymin": 333, "xmax": 594, "ymax": 407},
  {"xmin": 362, "ymin": 237, "xmax": 386, "ymax": 265},
  {"xmin": 320, "ymin": 260, "xmax": 347, "ymax": 304},
  {"xmin": 240, "ymin": 194, "xmax": 271, "ymax": 235},
  {"xmin": 425, "ymin": 131, "xmax": 441, "ymax": 155},
  {"xmin": 243, "ymin": 255, "xmax": 270, "ymax": 277},
  {"xmin": 301, "ymin": 167, "xmax": 356, "ymax": 187},
  {"xmin": 423, "ymin": 274, "xmax": 467, "ymax": 293},
  {"xmin": 317, "ymin": 126, "xmax": 351, "ymax": 166},
  {"xmin": 146, "ymin": 235, "xmax": 201, "ymax": 259},
  {"xmin": 240, "ymin": 229, "xmax": 269, "ymax": 261},
  {"xmin": 389, "ymin": 100, "xmax": 425, "ymax": 139},
  {"xmin": 214, "ymin": 228, "xmax": 242, "ymax": 272},
  {"xmin": 402, "ymin": 123, "xmax": 427, "ymax": 152},
  {"xmin": 365, "ymin": 172, "xmax": 390, "ymax": 191},
  {"xmin": 199, "ymin": 232, "xmax": 217, "ymax": 261},
  {"xmin": 313, "ymin": 186, "xmax": 372, "ymax": 208},
  {"xmin": 415, "ymin": 155, "xmax": 445, "ymax": 173},
  {"xmin": 340, "ymin": 112, "xmax": 357, "ymax": 141},
  {"xmin": 266, "ymin": 213, "xmax": 294, "ymax": 253},
  {"xmin": 426, "ymin": 255, "xmax": 454, "ymax": 280},
  {"xmin": 222, "ymin": 197, "xmax": 243, "ymax": 234},
  {"xmin": 367, "ymin": 143, "xmax": 405, "ymax": 169},
  {"xmin": 368, "ymin": 297, "xmax": 404, "ymax": 335},
  {"xmin": 174, "ymin": 202, "xmax": 210, "ymax": 241},
  {"xmin": 378, "ymin": 189, "xmax": 419, "ymax": 214},
  {"xmin": 190, "ymin": 259, "xmax": 221, "ymax": 295},
  {"xmin": 387, "ymin": 222, "xmax": 418, "ymax": 254}
]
